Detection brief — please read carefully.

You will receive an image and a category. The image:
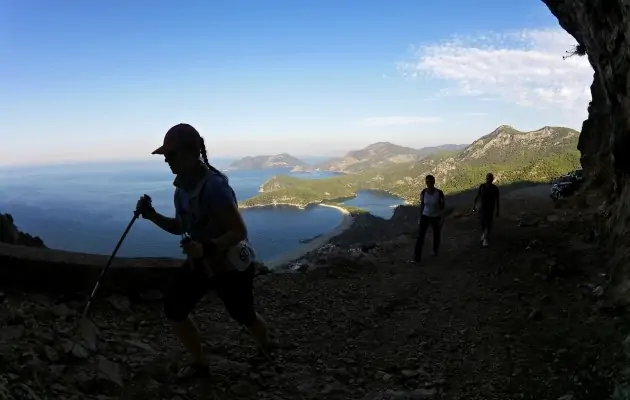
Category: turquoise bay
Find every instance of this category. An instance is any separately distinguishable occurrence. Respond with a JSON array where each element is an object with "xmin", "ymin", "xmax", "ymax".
[{"xmin": 0, "ymin": 161, "xmax": 405, "ymax": 261}]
